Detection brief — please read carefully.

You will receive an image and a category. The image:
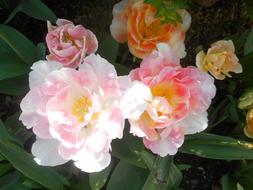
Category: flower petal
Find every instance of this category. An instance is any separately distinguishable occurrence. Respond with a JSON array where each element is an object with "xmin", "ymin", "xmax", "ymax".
[
  {"xmin": 120, "ymin": 81, "xmax": 152, "ymax": 119},
  {"xmin": 32, "ymin": 138, "xmax": 68, "ymax": 166}
]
